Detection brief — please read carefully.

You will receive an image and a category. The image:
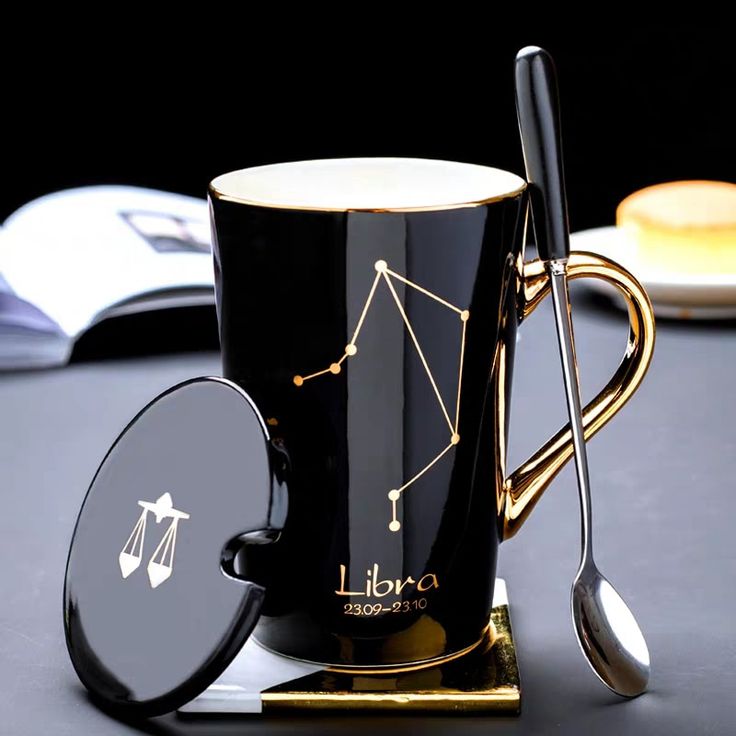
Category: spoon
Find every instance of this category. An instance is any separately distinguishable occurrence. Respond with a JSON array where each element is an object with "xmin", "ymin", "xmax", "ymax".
[{"xmin": 514, "ymin": 45, "xmax": 650, "ymax": 697}]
